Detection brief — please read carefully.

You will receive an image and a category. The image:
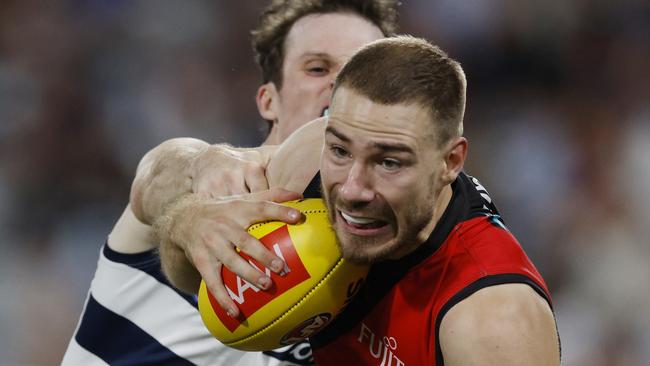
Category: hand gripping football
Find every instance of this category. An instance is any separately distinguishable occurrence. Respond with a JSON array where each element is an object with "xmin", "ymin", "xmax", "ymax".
[{"xmin": 198, "ymin": 198, "xmax": 369, "ymax": 351}]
